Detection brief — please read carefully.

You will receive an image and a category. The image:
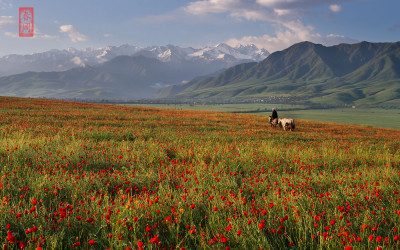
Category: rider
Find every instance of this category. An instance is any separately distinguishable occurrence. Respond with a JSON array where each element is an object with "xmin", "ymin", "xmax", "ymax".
[{"xmin": 271, "ymin": 108, "xmax": 278, "ymax": 120}]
